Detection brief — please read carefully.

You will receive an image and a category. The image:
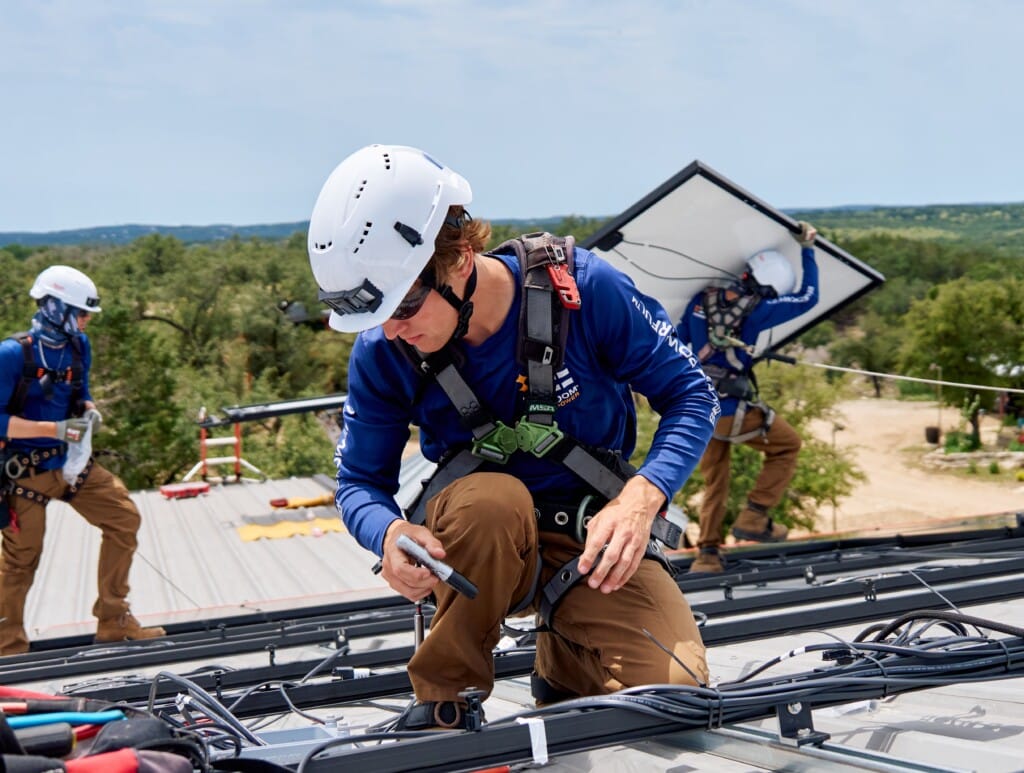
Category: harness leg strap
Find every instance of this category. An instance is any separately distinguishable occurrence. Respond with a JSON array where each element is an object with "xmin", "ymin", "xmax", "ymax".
[
  {"xmin": 537, "ymin": 542, "xmax": 673, "ymax": 629},
  {"xmin": 508, "ymin": 549, "xmax": 544, "ymax": 616},
  {"xmin": 714, "ymin": 401, "xmax": 776, "ymax": 444}
]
